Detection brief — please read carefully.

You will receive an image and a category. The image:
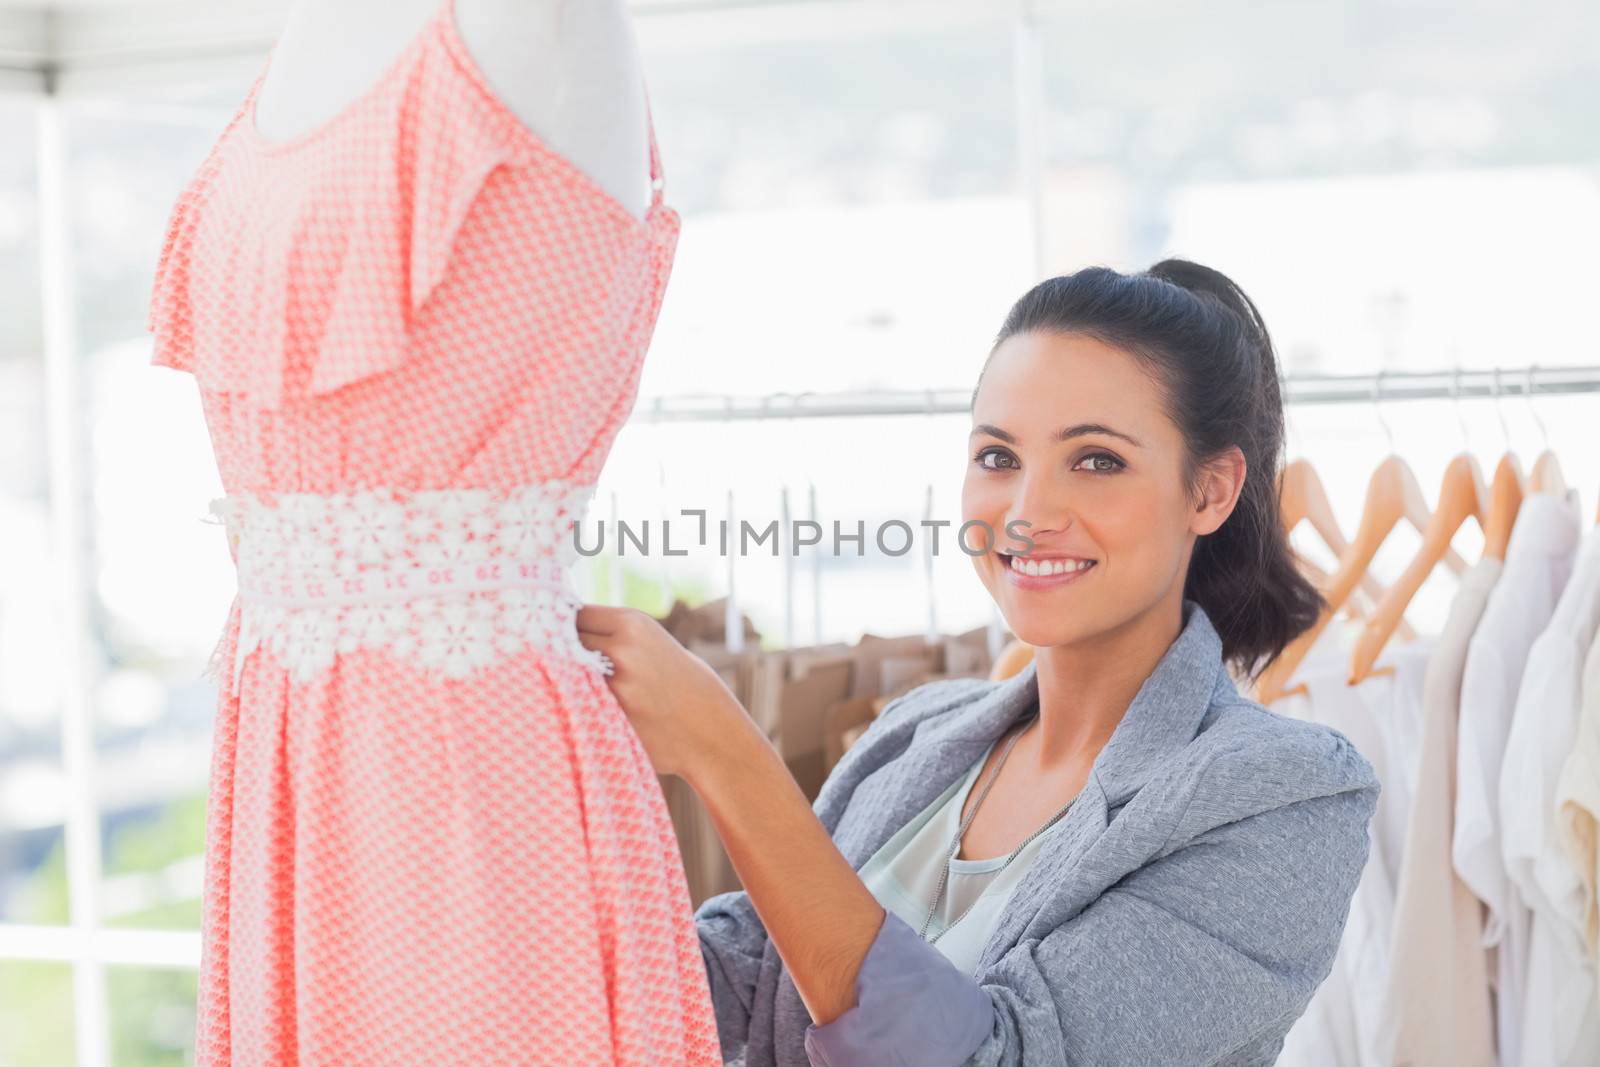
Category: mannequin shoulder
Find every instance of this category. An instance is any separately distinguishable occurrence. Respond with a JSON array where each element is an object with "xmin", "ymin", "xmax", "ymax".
[
  {"xmin": 453, "ymin": 0, "xmax": 651, "ymax": 219},
  {"xmin": 450, "ymin": 0, "xmax": 640, "ymax": 105}
]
